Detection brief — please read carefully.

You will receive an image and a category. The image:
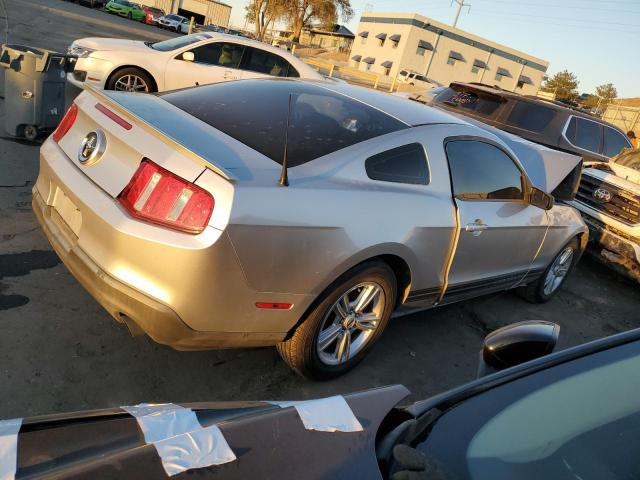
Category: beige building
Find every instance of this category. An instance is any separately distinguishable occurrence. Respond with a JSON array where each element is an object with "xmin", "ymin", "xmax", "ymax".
[
  {"xmin": 350, "ymin": 12, "xmax": 549, "ymax": 94},
  {"xmin": 137, "ymin": 0, "xmax": 231, "ymax": 27}
]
